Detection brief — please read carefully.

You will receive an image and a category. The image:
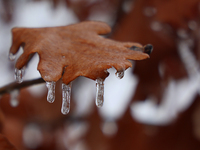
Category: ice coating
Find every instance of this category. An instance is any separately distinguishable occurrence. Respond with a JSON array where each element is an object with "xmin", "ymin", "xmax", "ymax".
[
  {"xmin": 115, "ymin": 70, "xmax": 124, "ymax": 79},
  {"xmin": 10, "ymin": 90, "xmax": 19, "ymax": 107},
  {"xmin": 96, "ymin": 78, "xmax": 104, "ymax": 107},
  {"xmin": 15, "ymin": 67, "xmax": 25, "ymax": 83},
  {"xmin": 61, "ymin": 82, "xmax": 72, "ymax": 115},
  {"xmin": 46, "ymin": 81, "xmax": 56, "ymax": 103}
]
